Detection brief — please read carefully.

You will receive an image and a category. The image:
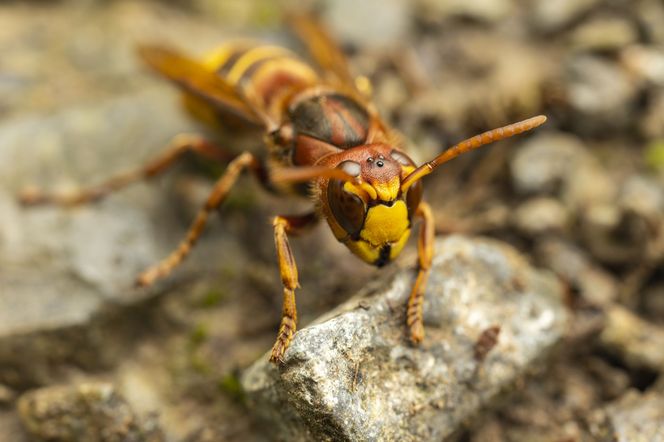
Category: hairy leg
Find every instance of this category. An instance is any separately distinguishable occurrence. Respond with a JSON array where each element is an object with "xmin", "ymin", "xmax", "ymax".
[
  {"xmin": 19, "ymin": 134, "xmax": 233, "ymax": 206},
  {"xmin": 407, "ymin": 201, "xmax": 434, "ymax": 343},
  {"xmin": 135, "ymin": 151, "xmax": 260, "ymax": 287},
  {"xmin": 269, "ymin": 212, "xmax": 319, "ymax": 364}
]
